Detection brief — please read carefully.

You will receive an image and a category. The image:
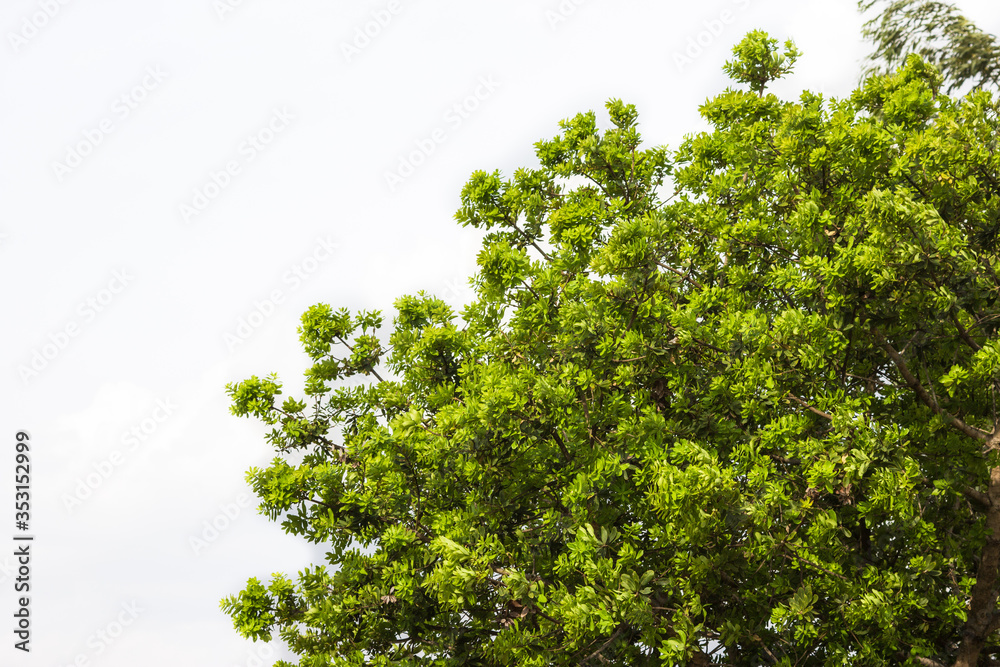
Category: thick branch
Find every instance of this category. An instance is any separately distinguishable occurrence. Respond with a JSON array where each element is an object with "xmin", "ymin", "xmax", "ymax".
[
  {"xmin": 873, "ymin": 328, "xmax": 988, "ymax": 442},
  {"xmin": 962, "ymin": 486, "xmax": 992, "ymax": 511},
  {"xmin": 551, "ymin": 429, "xmax": 574, "ymax": 462},
  {"xmin": 955, "ymin": 466, "xmax": 1000, "ymax": 667},
  {"xmin": 952, "ymin": 313, "xmax": 983, "ymax": 352}
]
